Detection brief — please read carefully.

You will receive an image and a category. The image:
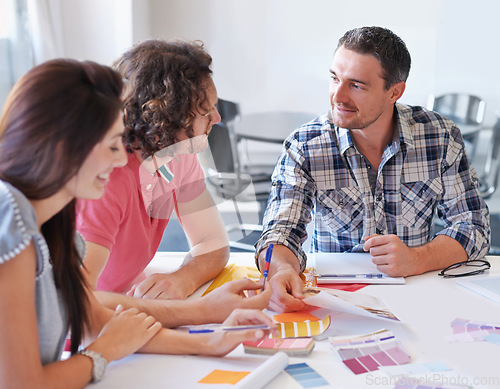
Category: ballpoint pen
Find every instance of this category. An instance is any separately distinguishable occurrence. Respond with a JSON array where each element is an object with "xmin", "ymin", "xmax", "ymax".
[
  {"xmin": 319, "ymin": 273, "xmax": 387, "ymax": 278},
  {"xmin": 188, "ymin": 324, "xmax": 272, "ymax": 334},
  {"xmin": 261, "ymin": 244, "xmax": 274, "ymax": 292}
]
